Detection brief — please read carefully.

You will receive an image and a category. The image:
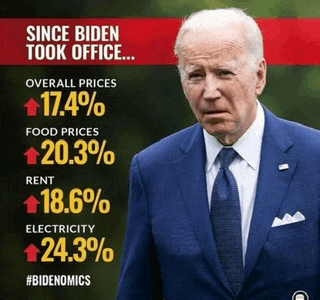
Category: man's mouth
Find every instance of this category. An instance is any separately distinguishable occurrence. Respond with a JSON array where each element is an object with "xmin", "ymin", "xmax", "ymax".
[{"xmin": 204, "ymin": 110, "xmax": 228, "ymax": 115}]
